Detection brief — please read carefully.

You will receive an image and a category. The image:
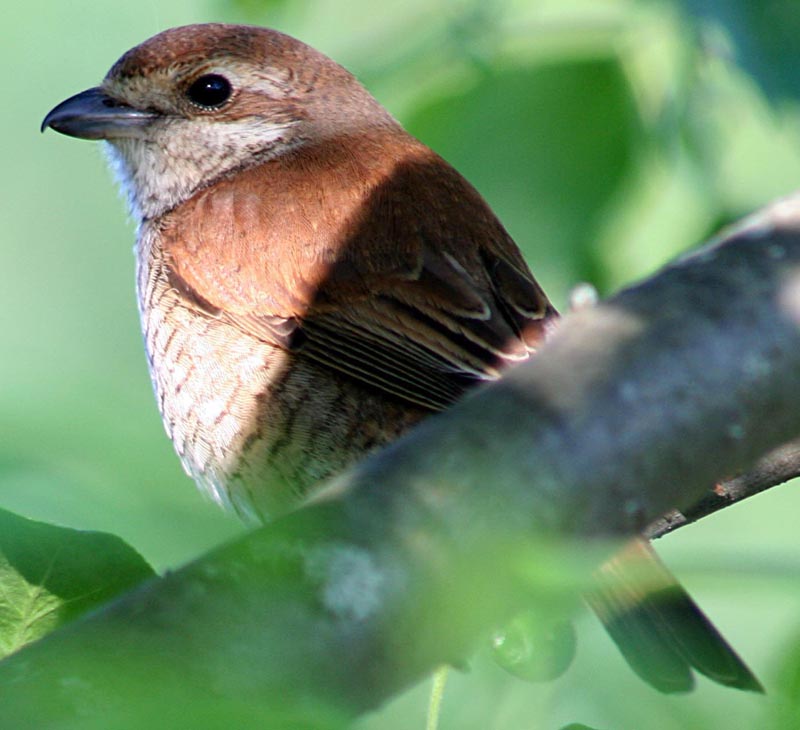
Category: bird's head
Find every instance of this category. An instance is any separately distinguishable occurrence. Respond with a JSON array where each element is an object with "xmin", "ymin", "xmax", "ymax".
[{"xmin": 42, "ymin": 24, "xmax": 397, "ymax": 220}]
